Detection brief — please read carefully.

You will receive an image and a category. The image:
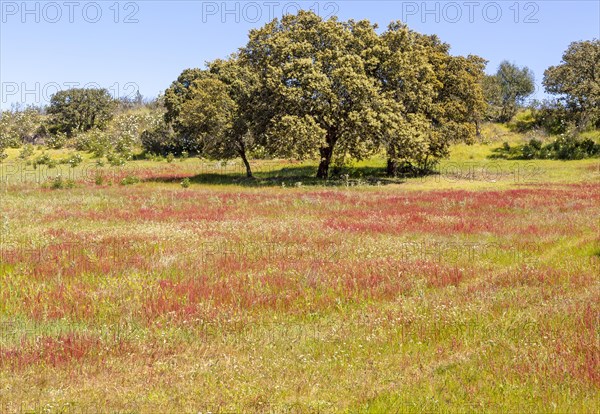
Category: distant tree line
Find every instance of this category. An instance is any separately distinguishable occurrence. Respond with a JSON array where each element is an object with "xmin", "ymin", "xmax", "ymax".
[
  {"xmin": 483, "ymin": 40, "xmax": 600, "ymax": 135},
  {"xmin": 1, "ymin": 12, "xmax": 598, "ymax": 171}
]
